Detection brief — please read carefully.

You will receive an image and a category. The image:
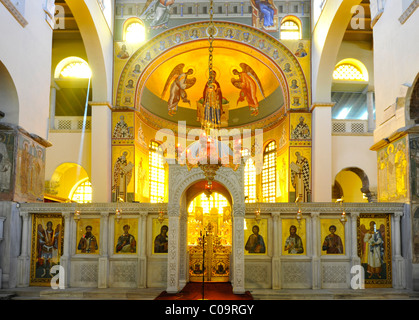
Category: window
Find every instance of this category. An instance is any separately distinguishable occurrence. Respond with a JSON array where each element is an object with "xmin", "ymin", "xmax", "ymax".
[
  {"xmin": 333, "ymin": 64, "xmax": 365, "ymax": 81},
  {"xmin": 123, "ymin": 18, "xmax": 146, "ymax": 43},
  {"xmin": 262, "ymin": 141, "xmax": 276, "ymax": 203},
  {"xmin": 149, "ymin": 141, "xmax": 165, "ymax": 203},
  {"xmin": 70, "ymin": 179, "xmax": 92, "ymax": 203},
  {"xmin": 280, "ymin": 17, "xmax": 302, "ymax": 40},
  {"xmin": 59, "ymin": 61, "xmax": 92, "ymax": 79},
  {"xmin": 243, "ymin": 149, "xmax": 256, "ymax": 203},
  {"xmin": 188, "ymin": 192, "xmax": 229, "ymax": 215}
]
